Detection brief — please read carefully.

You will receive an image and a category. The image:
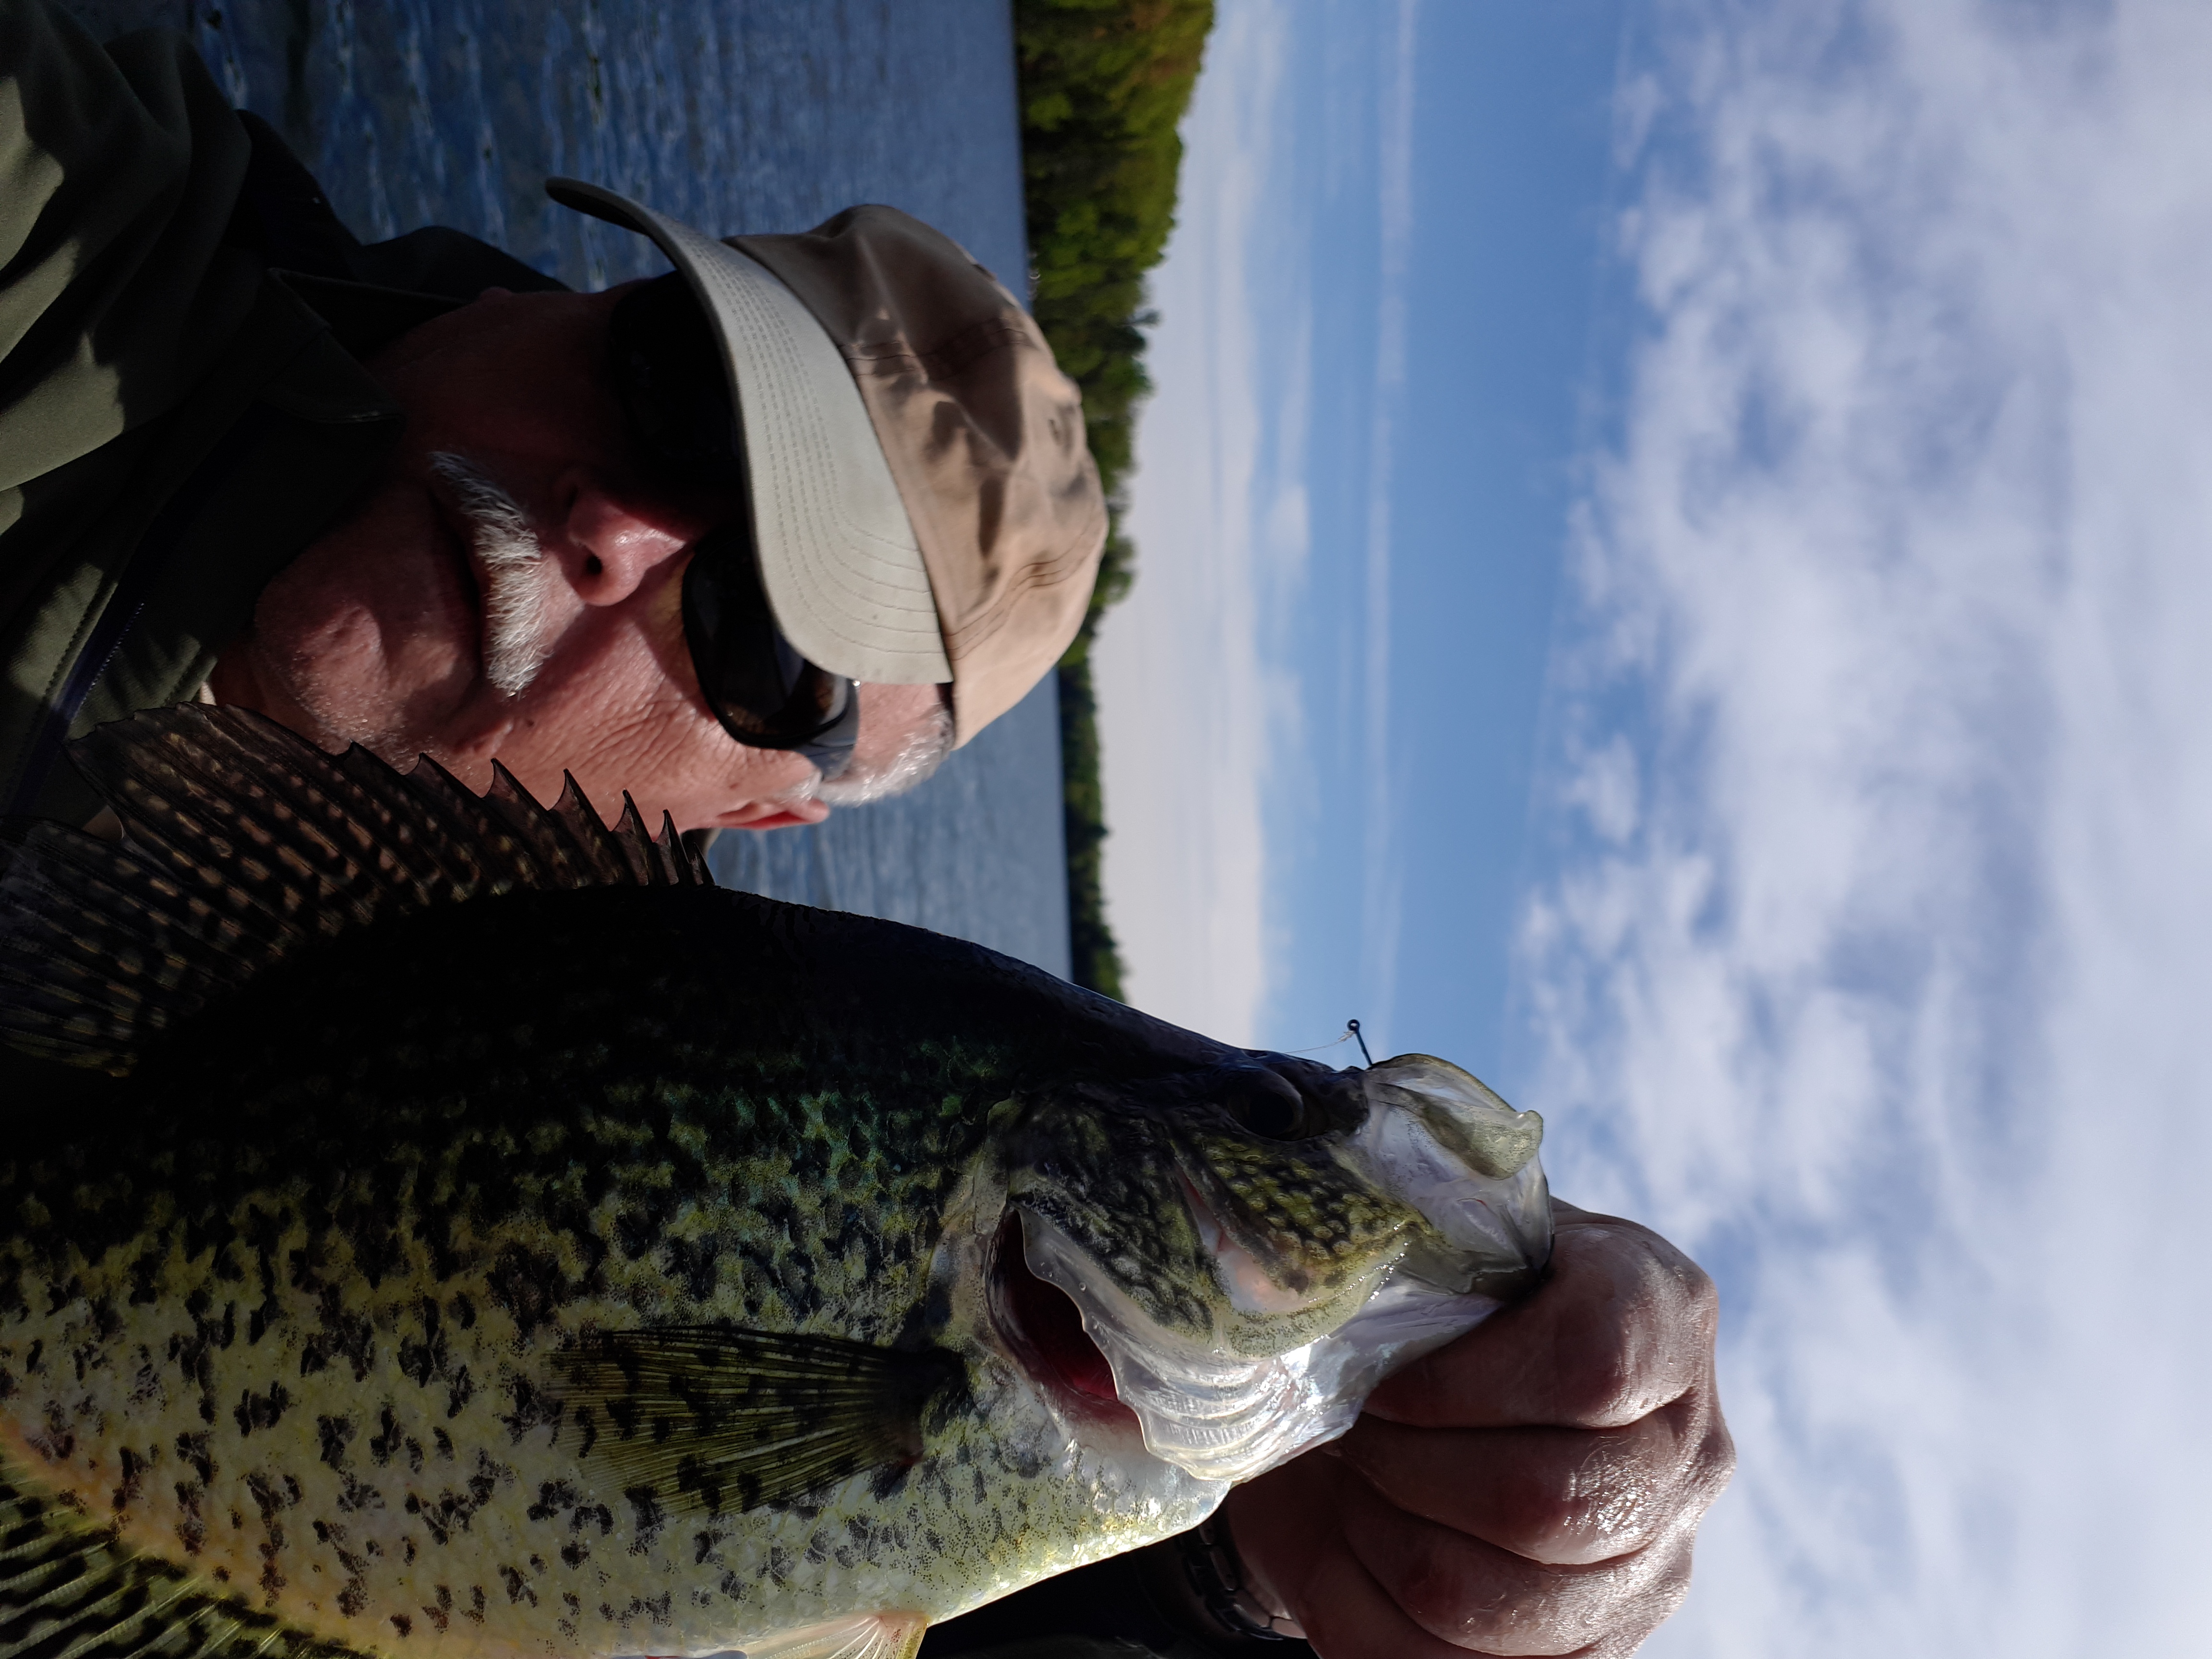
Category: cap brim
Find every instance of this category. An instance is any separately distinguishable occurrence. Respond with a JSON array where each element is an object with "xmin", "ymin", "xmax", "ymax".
[{"xmin": 547, "ymin": 179, "xmax": 950, "ymax": 686}]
